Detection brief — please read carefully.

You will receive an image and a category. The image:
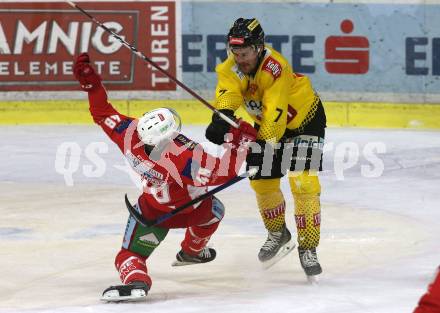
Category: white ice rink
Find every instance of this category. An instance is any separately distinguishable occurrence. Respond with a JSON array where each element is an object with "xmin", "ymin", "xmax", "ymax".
[{"xmin": 1, "ymin": 125, "xmax": 439, "ymax": 313}]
